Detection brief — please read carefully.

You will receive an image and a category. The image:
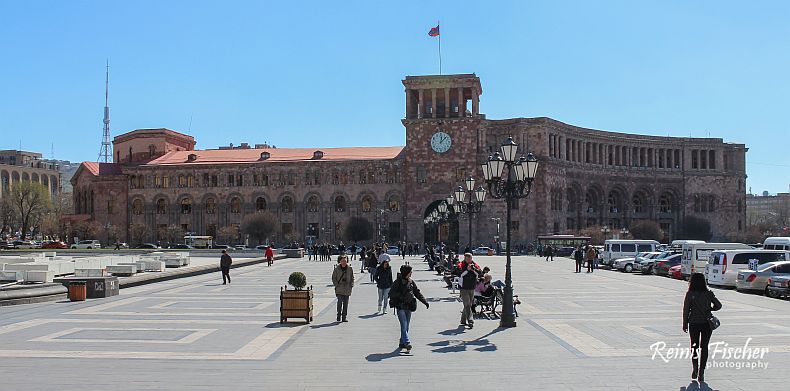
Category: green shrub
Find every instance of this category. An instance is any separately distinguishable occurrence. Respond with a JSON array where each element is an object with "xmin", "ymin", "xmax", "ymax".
[{"xmin": 288, "ymin": 272, "xmax": 307, "ymax": 290}]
